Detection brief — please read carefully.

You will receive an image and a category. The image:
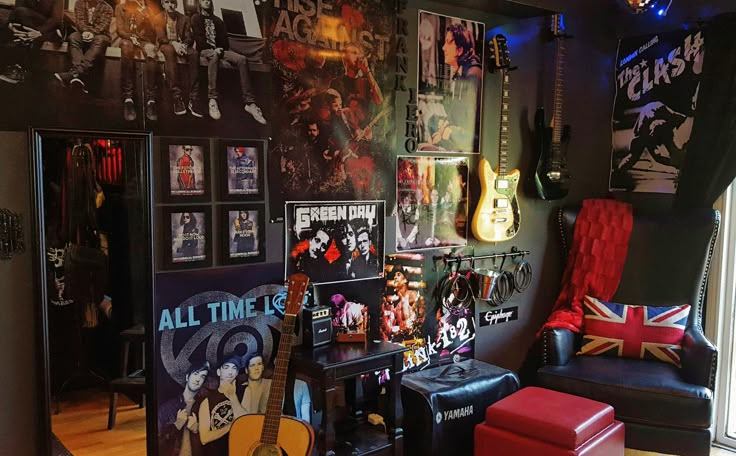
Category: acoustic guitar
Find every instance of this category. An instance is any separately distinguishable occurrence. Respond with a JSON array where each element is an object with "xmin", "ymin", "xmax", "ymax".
[
  {"xmin": 472, "ymin": 34, "xmax": 521, "ymax": 243},
  {"xmin": 229, "ymin": 273, "xmax": 314, "ymax": 456},
  {"xmin": 532, "ymin": 14, "xmax": 571, "ymax": 200}
]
